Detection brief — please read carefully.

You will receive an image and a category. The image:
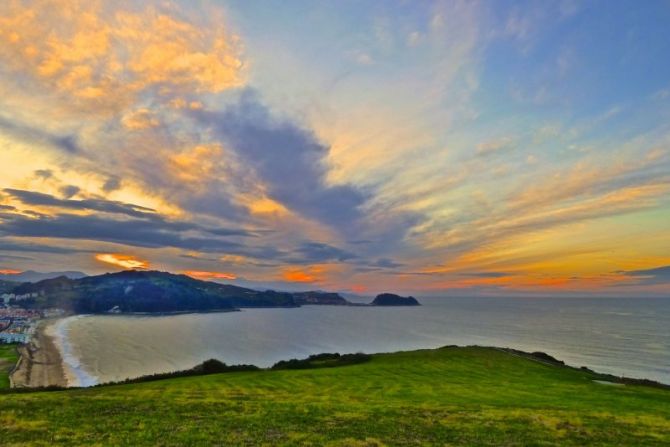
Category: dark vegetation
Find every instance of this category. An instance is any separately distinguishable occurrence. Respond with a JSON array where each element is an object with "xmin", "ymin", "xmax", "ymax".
[
  {"xmin": 99, "ymin": 359, "xmax": 261, "ymax": 386},
  {"xmin": 98, "ymin": 352, "xmax": 372, "ymax": 386},
  {"xmin": 271, "ymin": 352, "xmax": 371, "ymax": 370},
  {"xmin": 9, "ymin": 270, "xmax": 349, "ymax": 313},
  {"xmin": 371, "ymin": 292, "xmax": 420, "ymax": 306},
  {"xmin": 0, "ymin": 280, "xmax": 19, "ymax": 294}
]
